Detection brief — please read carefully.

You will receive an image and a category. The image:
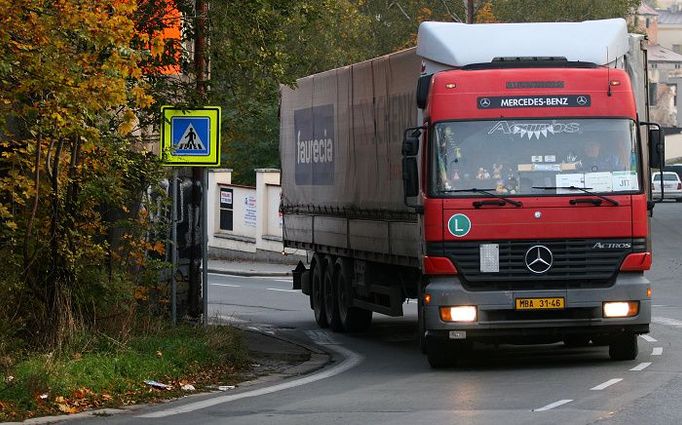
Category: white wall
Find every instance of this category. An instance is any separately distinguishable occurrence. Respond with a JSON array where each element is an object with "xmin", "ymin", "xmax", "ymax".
[{"xmin": 207, "ymin": 168, "xmax": 303, "ymax": 260}]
